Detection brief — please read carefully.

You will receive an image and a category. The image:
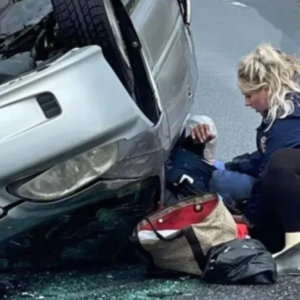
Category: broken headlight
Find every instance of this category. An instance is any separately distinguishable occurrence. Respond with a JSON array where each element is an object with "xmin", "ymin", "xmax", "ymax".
[{"xmin": 11, "ymin": 143, "xmax": 118, "ymax": 201}]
